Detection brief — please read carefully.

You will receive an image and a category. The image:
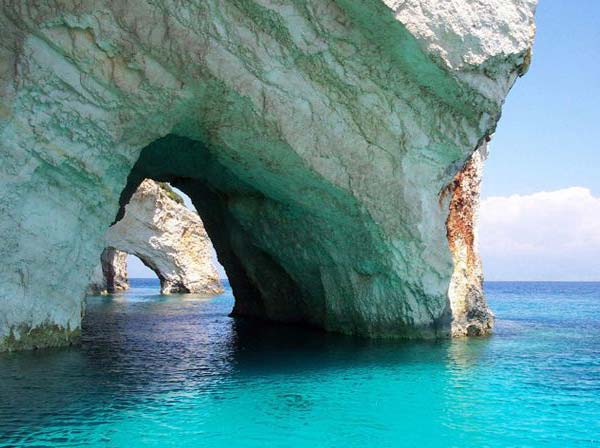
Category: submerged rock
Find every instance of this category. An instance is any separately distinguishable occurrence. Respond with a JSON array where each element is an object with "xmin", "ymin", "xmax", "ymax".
[
  {"xmin": 90, "ymin": 179, "xmax": 223, "ymax": 295},
  {"xmin": 0, "ymin": 1, "xmax": 536, "ymax": 350}
]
